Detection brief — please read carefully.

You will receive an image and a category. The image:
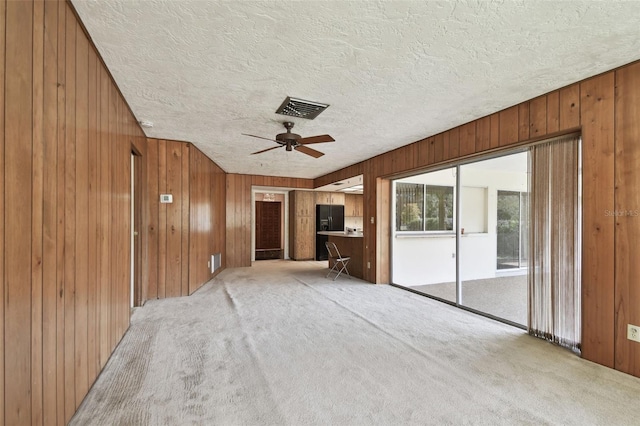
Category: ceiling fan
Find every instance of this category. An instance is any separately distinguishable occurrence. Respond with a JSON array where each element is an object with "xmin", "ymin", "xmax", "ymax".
[{"xmin": 242, "ymin": 121, "xmax": 335, "ymax": 158}]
